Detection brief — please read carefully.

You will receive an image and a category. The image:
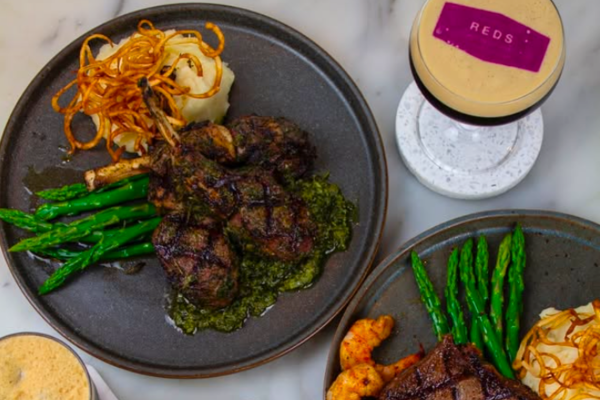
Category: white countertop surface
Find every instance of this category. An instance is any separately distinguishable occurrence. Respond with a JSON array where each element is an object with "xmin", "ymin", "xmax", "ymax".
[{"xmin": 1, "ymin": 0, "xmax": 599, "ymax": 399}]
